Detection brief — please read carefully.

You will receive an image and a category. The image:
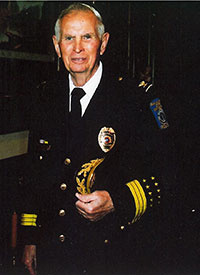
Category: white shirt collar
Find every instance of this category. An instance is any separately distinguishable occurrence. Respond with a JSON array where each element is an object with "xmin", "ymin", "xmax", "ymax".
[{"xmin": 69, "ymin": 62, "xmax": 103, "ymax": 115}]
